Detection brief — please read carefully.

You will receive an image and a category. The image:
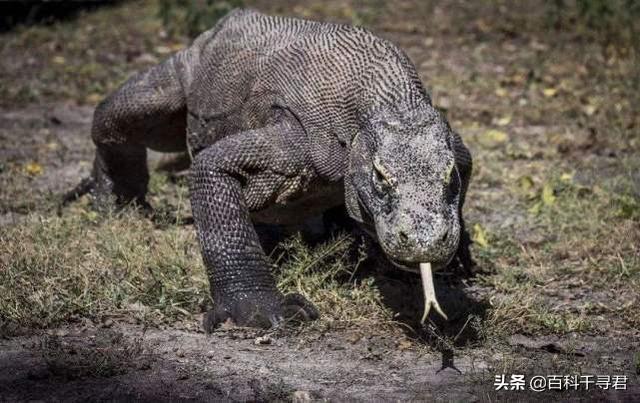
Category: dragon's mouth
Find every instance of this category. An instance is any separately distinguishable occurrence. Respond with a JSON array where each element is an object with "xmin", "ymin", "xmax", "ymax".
[
  {"xmin": 383, "ymin": 246, "xmax": 454, "ymax": 271},
  {"xmin": 386, "ymin": 256, "xmax": 421, "ymax": 272}
]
